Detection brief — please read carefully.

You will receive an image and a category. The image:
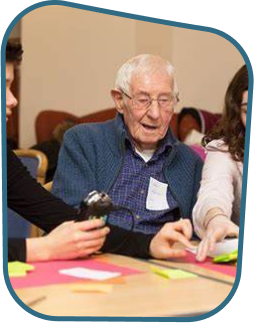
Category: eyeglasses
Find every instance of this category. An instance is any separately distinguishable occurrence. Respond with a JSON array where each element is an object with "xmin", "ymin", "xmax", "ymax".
[{"xmin": 121, "ymin": 90, "xmax": 179, "ymax": 111}]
